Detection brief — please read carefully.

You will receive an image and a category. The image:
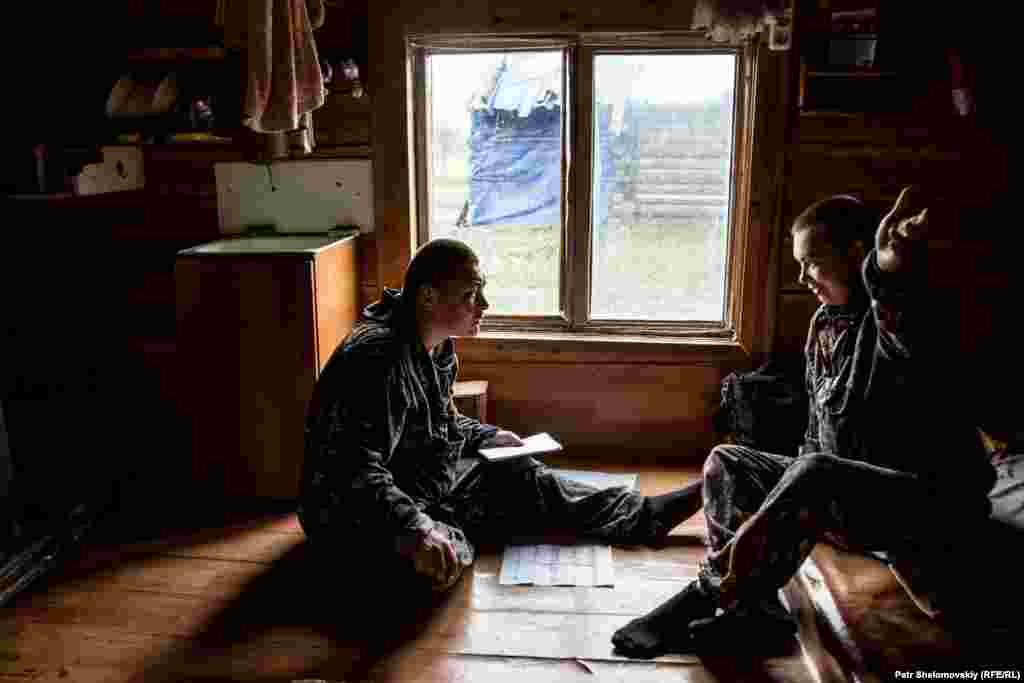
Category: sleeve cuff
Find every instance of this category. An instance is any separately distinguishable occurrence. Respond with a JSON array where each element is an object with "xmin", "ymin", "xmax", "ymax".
[
  {"xmin": 472, "ymin": 422, "xmax": 501, "ymax": 447},
  {"xmin": 410, "ymin": 512, "xmax": 434, "ymax": 535}
]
